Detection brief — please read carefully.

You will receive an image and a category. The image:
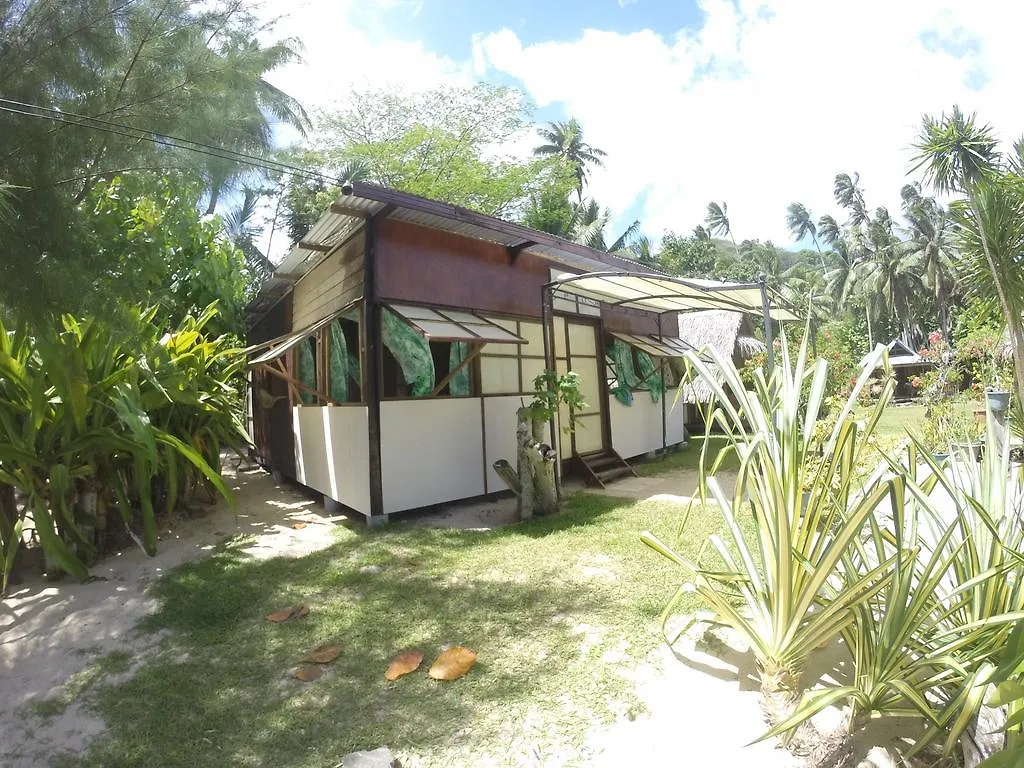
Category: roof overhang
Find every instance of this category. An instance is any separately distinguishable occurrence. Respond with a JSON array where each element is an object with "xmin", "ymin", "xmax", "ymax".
[{"xmin": 246, "ymin": 182, "xmax": 658, "ymax": 328}]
